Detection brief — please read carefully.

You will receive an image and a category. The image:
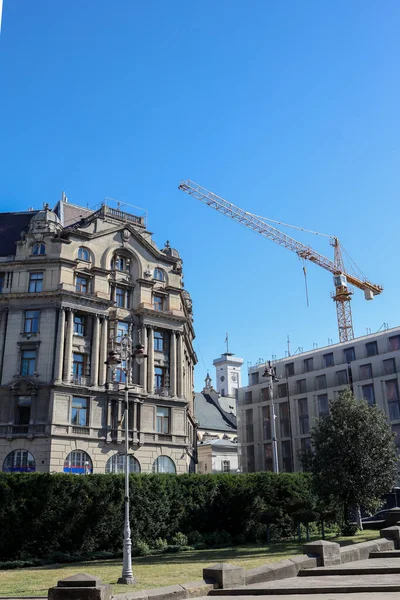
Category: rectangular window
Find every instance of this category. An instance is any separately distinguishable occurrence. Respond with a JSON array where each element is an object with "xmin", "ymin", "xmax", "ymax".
[
  {"xmin": 116, "ymin": 287, "xmax": 129, "ymax": 308},
  {"xmin": 76, "ymin": 276, "xmax": 89, "ymax": 294},
  {"xmin": 281, "ymin": 440, "xmax": 293, "ymax": 472},
  {"xmin": 24, "ymin": 310, "xmax": 40, "ymax": 333},
  {"xmin": 73, "ymin": 353, "xmax": 87, "ymax": 380},
  {"xmin": 0, "ymin": 272, "xmax": 4, "ymax": 294},
  {"xmin": 115, "ymin": 359, "xmax": 127, "ymax": 383},
  {"xmin": 318, "ymin": 394, "xmax": 329, "ymax": 417},
  {"xmin": 250, "ymin": 372, "xmax": 259, "ymax": 385},
  {"xmin": 156, "ymin": 406, "xmax": 170, "ymax": 433},
  {"xmin": 316, "ymin": 374, "xmax": 327, "ymax": 390},
  {"xmin": 153, "ymin": 295, "xmax": 163, "ymax": 312},
  {"xmin": 116, "ymin": 321, "xmax": 129, "ymax": 342},
  {"xmin": 386, "ymin": 380, "xmax": 400, "ymax": 420},
  {"xmin": 154, "ymin": 366, "xmax": 165, "ymax": 390},
  {"xmin": 359, "ymin": 363, "xmax": 372, "ymax": 380},
  {"xmin": 278, "ymin": 383, "xmax": 288, "ymax": 398},
  {"xmin": 71, "ymin": 397, "xmax": 88, "ymax": 426},
  {"xmin": 389, "ymin": 336, "xmax": 400, "ymax": 352},
  {"xmin": 261, "ymin": 405, "xmax": 271, "ymax": 439},
  {"xmin": 244, "ymin": 391, "xmax": 252, "ymax": 405},
  {"xmin": 264, "ymin": 443, "xmax": 273, "ymax": 471},
  {"xmin": 362, "ymin": 383, "xmax": 375, "ymax": 406},
  {"xmin": 296, "ymin": 379, "xmax": 307, "ymax": 394},
  {"xmin": 28, "ymin": 272, "xmax": 43, "ymax": 293},
  {"xmin": 304, "ymin": 357, "xmax": 313, "ymax": 373},
  {"xmin": 366, "ymin": 341, "xmax": 378, "ymax": 357},
  {"xmin": 154, "ymin": 330, "xmax": 164, "ymax": 352},
  {"xmin": 384, "ymin": 358, "xmax": 396, "ymax": 376},
  {"xmin": 222, "ymin": 460, "xmax": 230, "ymax": 472},
  {"xmin": 16, "ymin": 396, "xmax": 31, "ymax": 425},
  {"xmin": 285, "ymin": 362, "xmax": 294, "ymax": 377},
  {"xmin": 74, "ymin": 314, "xmax": 86, "ymax": 336},
  {"xmin": 20, "ymin": 350, "xmax": 36, "ymax": 376},
  {"xmin": 279, "ymin": 402, "xmax": 290, "ymax": 437},
  {"xmin": 261, "ymin": 387, "xmax": 270, "ymax": 401},
  {"xmin": 298, "ymin": 398, "xmax": 309, "ymax": 435},
  {"xmin": 300, "ymin": 437, "xmax": 311, "ymax": 452},
  {"xmin": 392, "ymin": 424, "xmax": 400, "ymax": 449},
  {"xmin": 247, "ymin": 445, "xmax": 255, "ymax": 472},
  {"xmin": 245, "ymin": 409, "xmax": 254, "ymax": 443},
  {"xmin": 344, "ymin": 347, "xmax": 355, "ymax": 362},
  {"xmin": 323, "ymin": 352, "xmax": 334, "ymax": 368},
  {"xmin": 336, "ymin": 370, "xmax": 348, "ymax": 386}
]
